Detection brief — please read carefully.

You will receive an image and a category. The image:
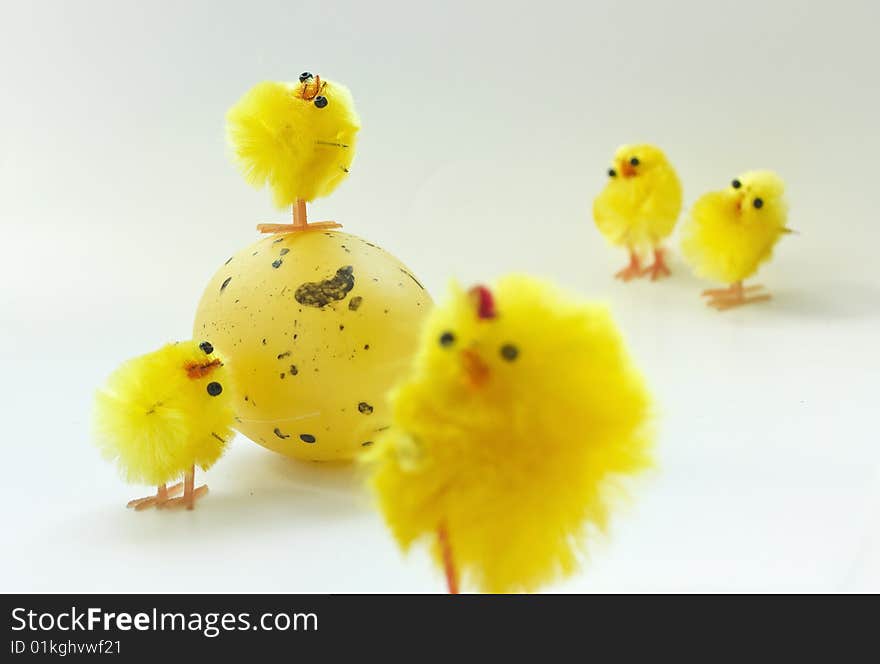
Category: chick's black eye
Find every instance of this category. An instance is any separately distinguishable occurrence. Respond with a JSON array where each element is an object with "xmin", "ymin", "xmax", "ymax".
[
  {"xmin": 199, "ymin": 341, "xmax": 214, "ymax": 355},
  {"xmin": 500, "ymin": 344, "xmax": 519, "ymax": 361},
  {"xmin": 753, "ymin": 197, "xmax": 764, "ymax": 209},
  {"xmin": 314, "ymin": 96, "xmax": 328, "ymax": 108},
  {"xmin": 439, "ymin": 331, "xmax": 455, "ymax": 347},
  {"xmin": 630, "ymin": 157, "xmax": 639, "ymax": 166},
  {"xmin": 299, "ymin": 72, "xmax": 313, "ymax": 82},
  {"xmin": 206, "ymin": 382, "xmax": 222, "ymax": 397},
  {"xmin": 608, "ymin": 168, "xmax": 617, "ymax": 177},
  {"xmin": 732, "ymin": 179, "xmax": 742, "ymax": 189}
]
